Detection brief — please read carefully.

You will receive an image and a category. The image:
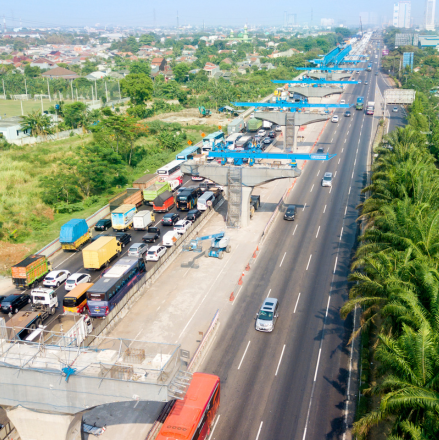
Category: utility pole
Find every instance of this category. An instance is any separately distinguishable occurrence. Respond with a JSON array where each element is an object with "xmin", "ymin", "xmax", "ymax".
[
  {"xmin": 20, "ymin": 99, "xmax": 23, "ymax": 116},
  {"xmin": 40, "ymin": 95, "xmax": 43, "ymax": 114},
  {"xmin": 70, "ymin": 81, "xmax": 74, "ymax": 101},
  {"xmin": 95, "ymin": 80, "xmax": 98, "ymax": 103},
  {"xmin": 46, "ymin": 78, "xmax": 51, "ymax": 101},
  {"xmin": 105, "ymin": 81, "xmax": 108, "ymax": 103},
  {"xmin": 118, "ymin": 80, "xmax": 121, "ymax": 99},
  {"xmin": 91, "ymin": 85, "xmax": 94, "ymax": 103},
  {"xmin": 2, "ymin": 79, "xmax": 5, "ymax": 99},
  {"xmin": 24, "ymin": 76, "xmax": 27, "ymax": 96}
]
